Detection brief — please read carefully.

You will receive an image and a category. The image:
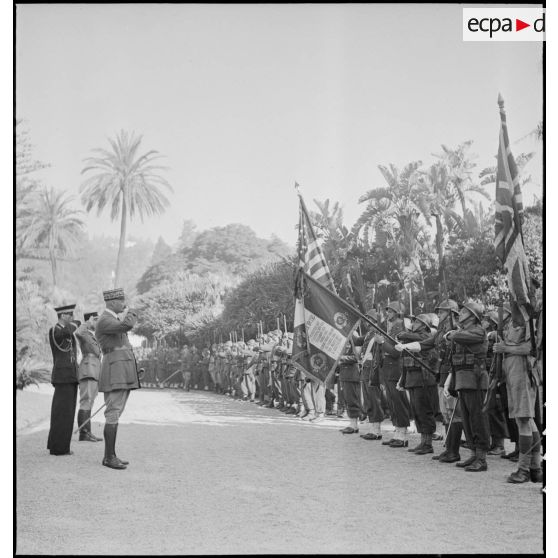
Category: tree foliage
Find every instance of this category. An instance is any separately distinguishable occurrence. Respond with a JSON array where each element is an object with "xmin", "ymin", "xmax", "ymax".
[
  {"xmin": 80, "ymin": 130, "xmax": 173, "ymax": 287},
  {"xmin": 23, "ymin": 187, "xmax": 85, "ymax": 288},
  {"xmin": 137, "ymin": 223, "xmax": 293, "ymax": 294},
  {"xmin": 134, "ymin": 273, "xmax": 236, "ymax": 342}
]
